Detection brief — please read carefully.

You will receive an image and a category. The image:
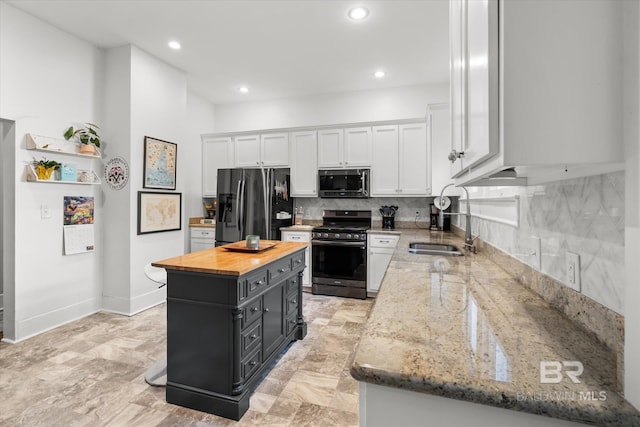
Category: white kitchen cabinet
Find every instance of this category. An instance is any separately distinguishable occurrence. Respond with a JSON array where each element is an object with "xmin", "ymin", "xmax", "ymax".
[
  {"xmin": 367, "ymin": 233, "xmax": 400, "ymax": 295},
  {"xmin": 234, "ymin": 134, "xmax": 261, "ymax": 167},
  {"xmin": 318, "ymin": 127, "xmax": 371, "ymax": 168},
  {"xmin": 371, "ymin": 123, "xmax": 429, "ymax": 197},
  {"xmin": 190, "ymin": 227, "xmax": 215, "ymax": 253},
  {"xmin": 260, "ymin": 133, "xmax": 289, "ymax": 167},
  {"xmin": 428, "ymin": 104, "xmax": 452, "ymax": 196},
  {"xmin": 449, "ymin": 0, "xmax": 624, "ymax": 186},
  {"xmin": 234, "ymin": 133, "xmax": 288, "ymax": 168},
  {"xmin": 281, "ymin": 230, "xmax": 311, "ymax": 287},
  {"xmin": 317, "ymin": 129, "xmax": 343, "ymax": 168},
  {"xmin": 202, "ymin": 136, "xmax": 233, "ymax": 197},
  {"xmin": 290, "ymin": 130, "xmax": 318, "ymax": 197}
]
